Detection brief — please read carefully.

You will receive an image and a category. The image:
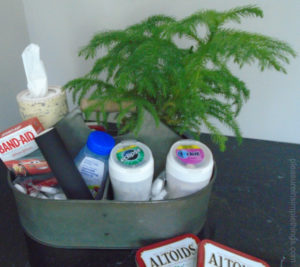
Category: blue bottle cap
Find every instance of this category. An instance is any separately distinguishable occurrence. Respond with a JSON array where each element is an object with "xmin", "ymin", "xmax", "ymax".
[{"xmin": 87, "ymin": 131, "xmax": 115, "ymax": 155}]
